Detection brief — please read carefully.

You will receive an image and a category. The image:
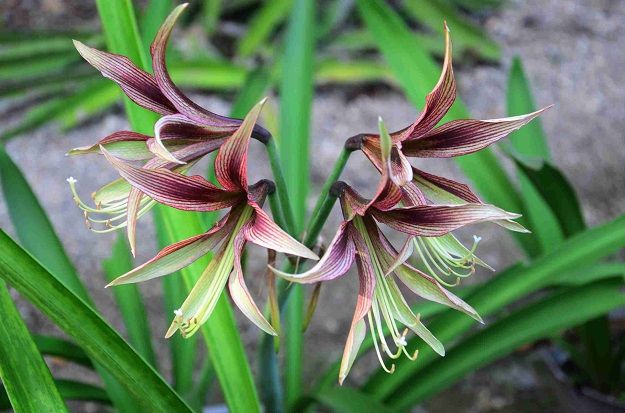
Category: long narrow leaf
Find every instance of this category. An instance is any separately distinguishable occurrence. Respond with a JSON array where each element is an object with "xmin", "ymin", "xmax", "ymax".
[
  {"xmin": 0, "ymin": 231, "xmax": 193, "ymax": 412},
  {"xmin": 0, "ymin": 379, "xmax": 111, "ymax": 410},
  {"xmin": 237, "ymin": 0, "xmax": 293, "ymax": 58},
  {"xmin": 32, "ymin": 335, "xmax": 93, "ymax": 369},
  {"xmin": 0, "ymin": 282, "xmax": 68, "ymax": 413}
]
